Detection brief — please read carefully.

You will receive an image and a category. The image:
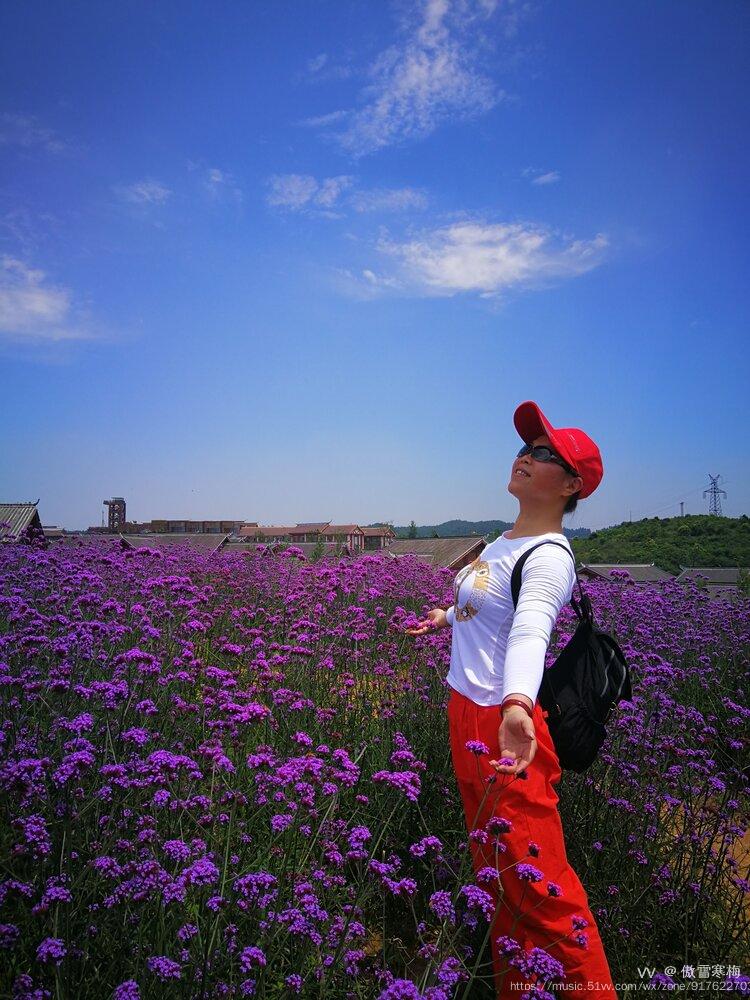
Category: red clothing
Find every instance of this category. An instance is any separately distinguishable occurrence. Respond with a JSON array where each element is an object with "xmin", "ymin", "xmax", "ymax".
[{"xmin": 447, "ymin": 686, "xmax": 618, "ymax": 998}]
